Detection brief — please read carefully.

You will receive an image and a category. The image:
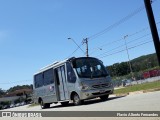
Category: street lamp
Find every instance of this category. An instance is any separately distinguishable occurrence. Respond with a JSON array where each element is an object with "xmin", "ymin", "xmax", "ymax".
[
  {"xmin": 68, "ymin": 38, "xmax": 85, "ymax": 54},
  {"xmin": 124, "ymin": 35, "xmax": 134, "ymax": 80}
]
